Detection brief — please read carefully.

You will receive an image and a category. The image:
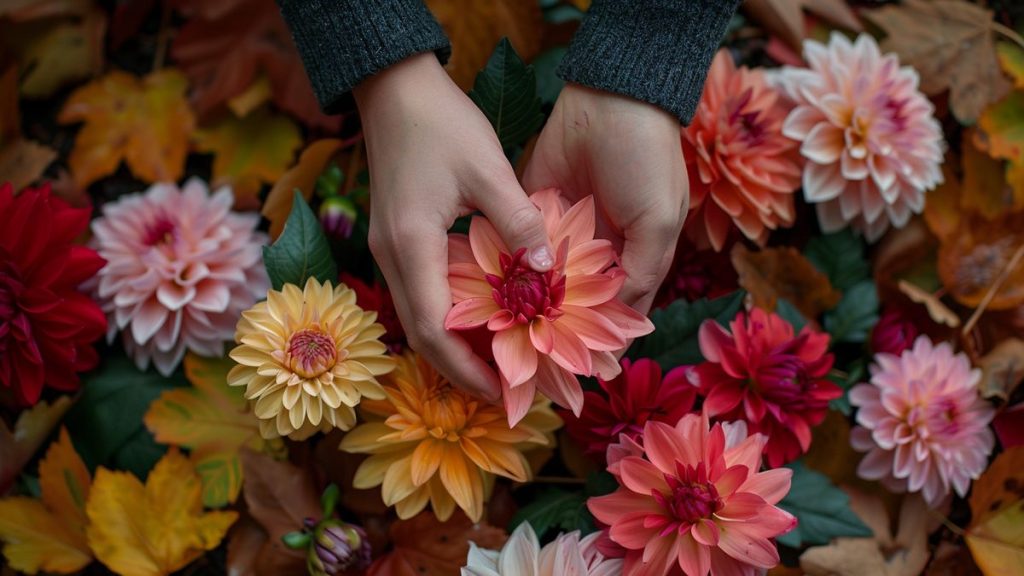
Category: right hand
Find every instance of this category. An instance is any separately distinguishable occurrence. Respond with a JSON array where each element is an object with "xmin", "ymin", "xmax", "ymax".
[{"xmin": 354, "ymin": 53, "xmax": 554, "ymax": 402}]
